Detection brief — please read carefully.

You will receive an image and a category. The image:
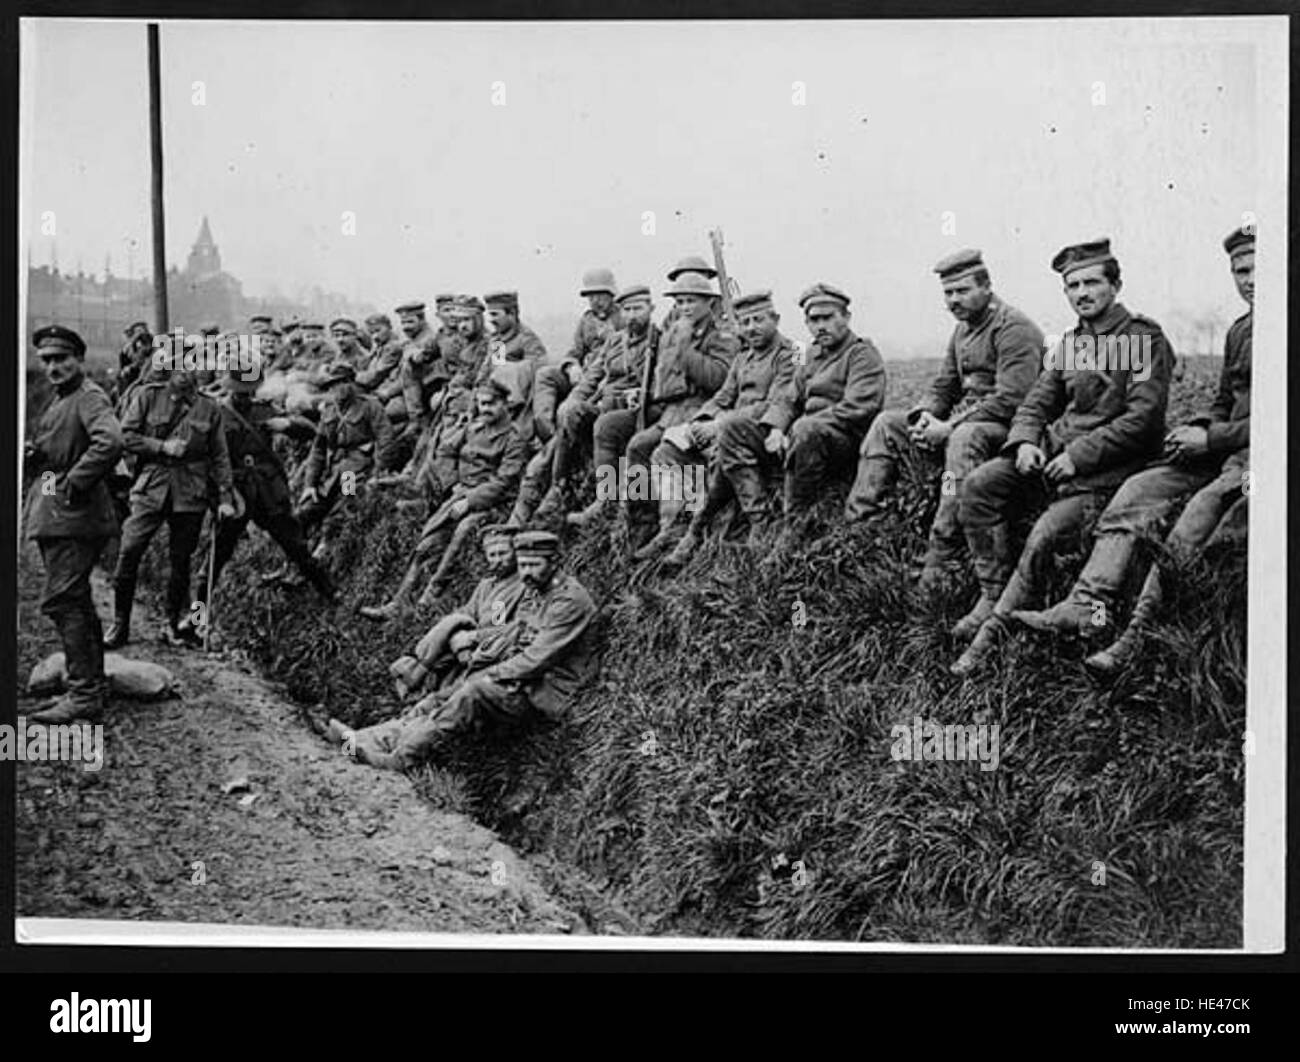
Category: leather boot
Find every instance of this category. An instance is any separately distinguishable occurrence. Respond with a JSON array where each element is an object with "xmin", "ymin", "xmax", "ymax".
[
  {"xmin": 566, "ymin": 499, "xmax": 606, "ymax": 529},
  {"xmin": 360, "ymin": 562, "xmax": 423, "ymax": 621},
  {"xmin": 1085, "ymin": 566, "xmax": 1164, "ymax": 676},
  {"xmin": 844, "ymin": 456, "xmax": 895, "ymax": 522},
  {"xmin": 950, "ymin": 614, "xmax": 1009, "ymax": 677},
  {"xmin": 952, "ymin": 523, "xmax": 1011, "ymax": 642},
  {"xmin": 102, "ymin": 586, "xmax": 134, "ymax": 649}
]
